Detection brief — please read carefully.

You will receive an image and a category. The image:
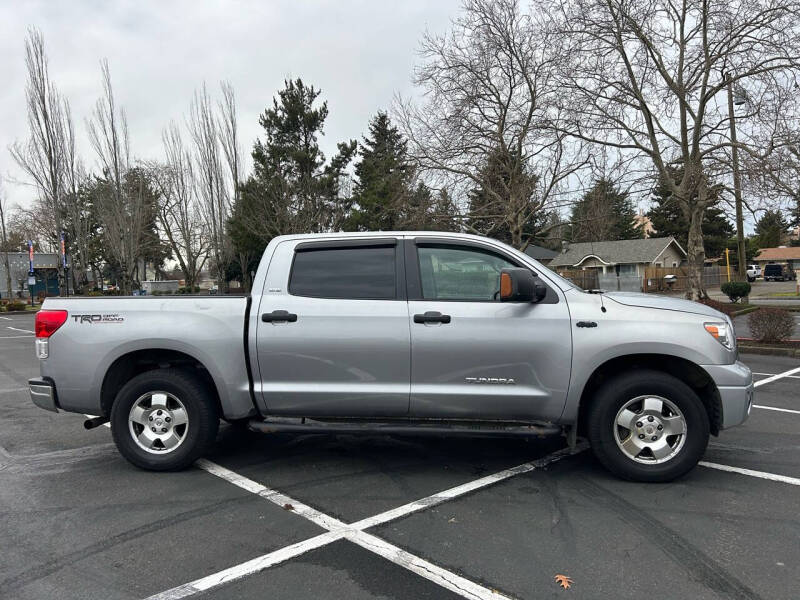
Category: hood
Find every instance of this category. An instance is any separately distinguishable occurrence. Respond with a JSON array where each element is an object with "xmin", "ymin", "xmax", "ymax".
[{"xmin": 604, "ymin": 292, "xmax": 726, "ymax": 319}]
